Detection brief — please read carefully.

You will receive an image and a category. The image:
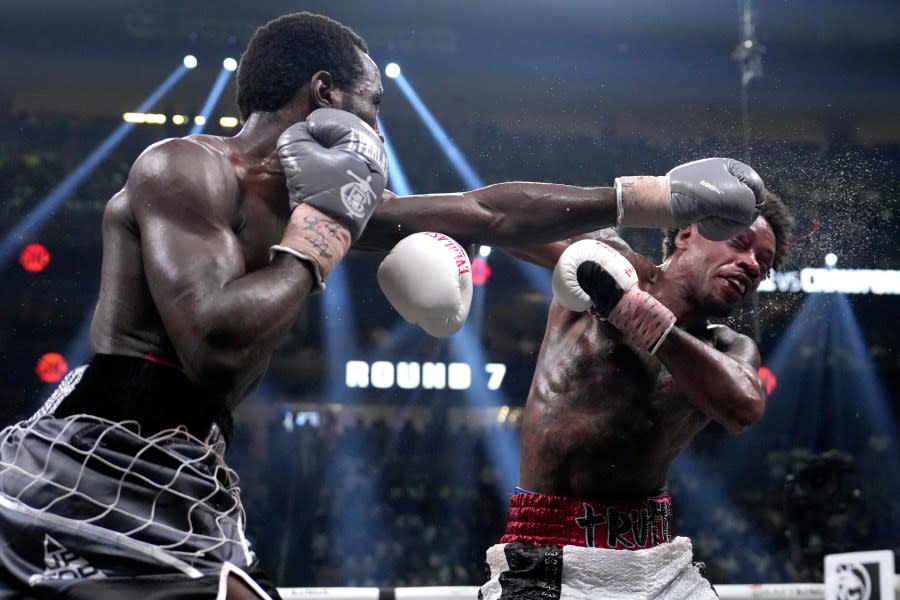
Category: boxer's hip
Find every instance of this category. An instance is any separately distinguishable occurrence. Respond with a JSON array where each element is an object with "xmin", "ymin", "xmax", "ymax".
[
  {"xmin": 499, "ymin": 491, "xmax": 673, "ymax": 550},
  {"xmin": 480, "ymin": 537, "xmax": 717, "ymax": 600}
]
